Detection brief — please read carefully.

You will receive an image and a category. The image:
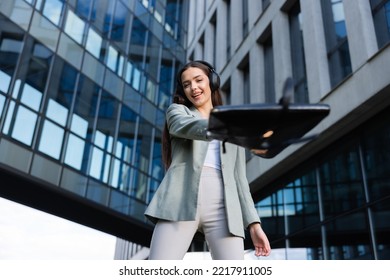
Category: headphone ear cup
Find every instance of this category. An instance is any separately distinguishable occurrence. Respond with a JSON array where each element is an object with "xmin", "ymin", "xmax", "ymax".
[{"xmin": 209, "ymin": 70, "xmax": 220, "ymax": 92}]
